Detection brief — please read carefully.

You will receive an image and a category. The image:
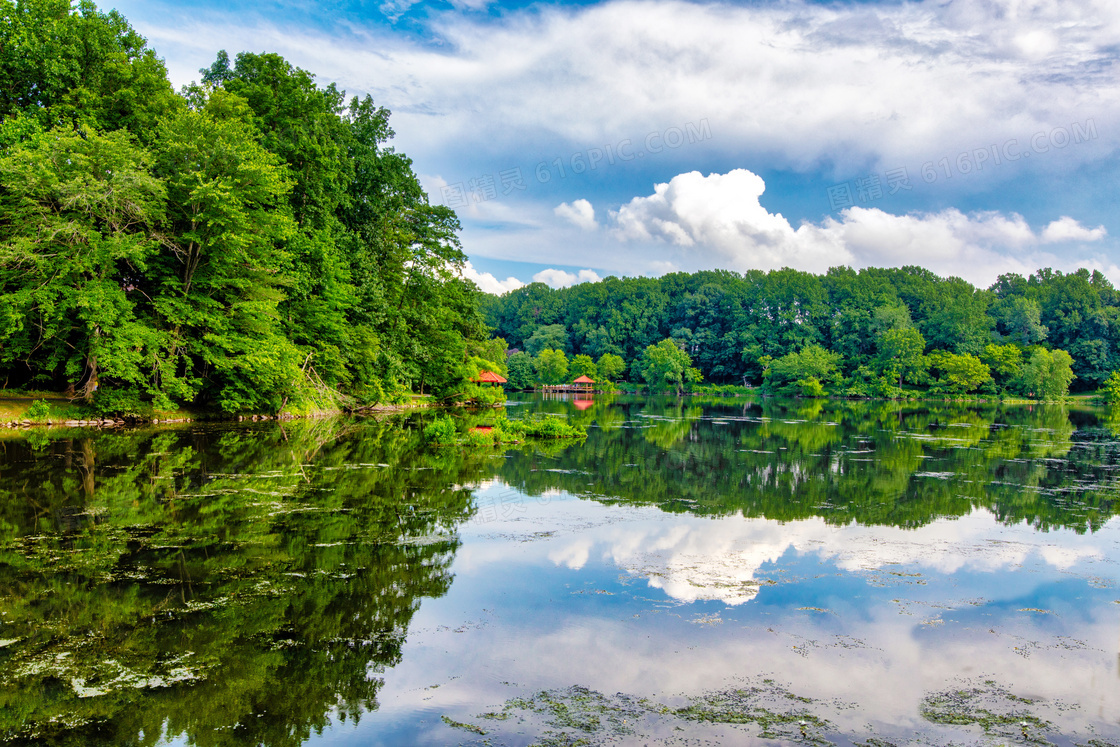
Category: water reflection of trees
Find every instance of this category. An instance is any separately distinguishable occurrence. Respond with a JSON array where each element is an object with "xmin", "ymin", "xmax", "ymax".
[
  {"xmin": 3, "ymin": 399, "xmax": 1118, "ymax": 743},
  {"xmin": 500, "ymin": 396, "xmax": 1117, "ymax": 533},
  {"xmin": 0, "ymin": 417, "xmax": 490, "ymax": 745}
]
